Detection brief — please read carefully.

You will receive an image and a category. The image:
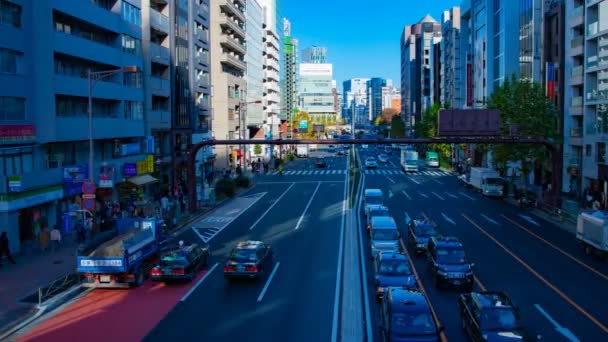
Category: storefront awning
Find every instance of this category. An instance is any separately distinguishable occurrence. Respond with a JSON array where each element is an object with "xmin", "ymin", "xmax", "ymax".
[{"xmin": 127, "ymin": 174, "xmax": 159, "ymax": 186}]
